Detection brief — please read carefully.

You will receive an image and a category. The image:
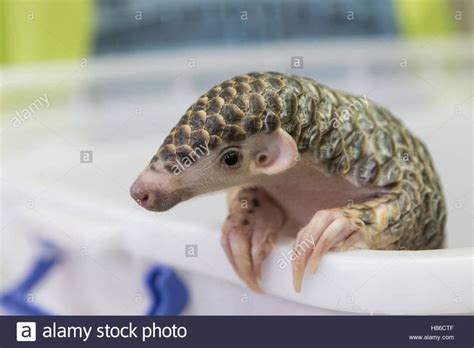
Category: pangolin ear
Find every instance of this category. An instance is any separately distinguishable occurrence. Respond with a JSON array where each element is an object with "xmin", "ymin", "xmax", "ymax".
[{"xmin": 250, "ymin": 129, "xmax": 298, "ymax": 175}]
